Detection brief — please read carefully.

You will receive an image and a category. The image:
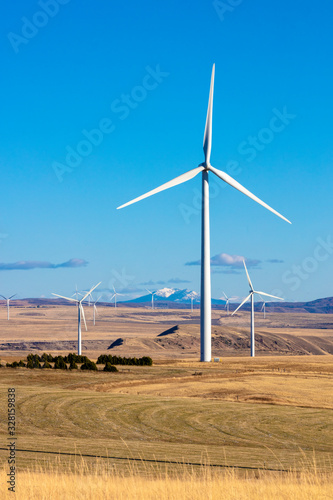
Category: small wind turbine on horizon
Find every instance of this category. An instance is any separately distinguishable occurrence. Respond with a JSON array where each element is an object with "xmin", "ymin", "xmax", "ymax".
[
  {"xmin": 110, "ymin": 286, "xmax": 124, "ymax": 309},
  {"xmin": 72, "ymin": 285, "xmax": 83, "ymax": 301},
  {"xmin": 0, "ymin": 294, "xmax": 16, "ymax": 320},
  {"xmin": 232, "ymin": 261, "xmax": 282, "ymax": 357},
  {"xmin": 92, "ymin": 295, "xmax": 102, "ymax": 326},
  {"xmin": 146, "ymin": 289, "xmax": 157, "ymax": 310},
  {"xmin": 52, "ymin": 282, "xmax": 101, "ymax": 355},
  {"xmin": 117, "ymin": 64, "xmax": 291, "ymax": 362},
  {"xmin": 260, "ymin": 299, "xmax": 266, "ymax": 319},
  {"xmin": 222, "ymin": 292, "xmax": 230, "ymax": 315}
]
